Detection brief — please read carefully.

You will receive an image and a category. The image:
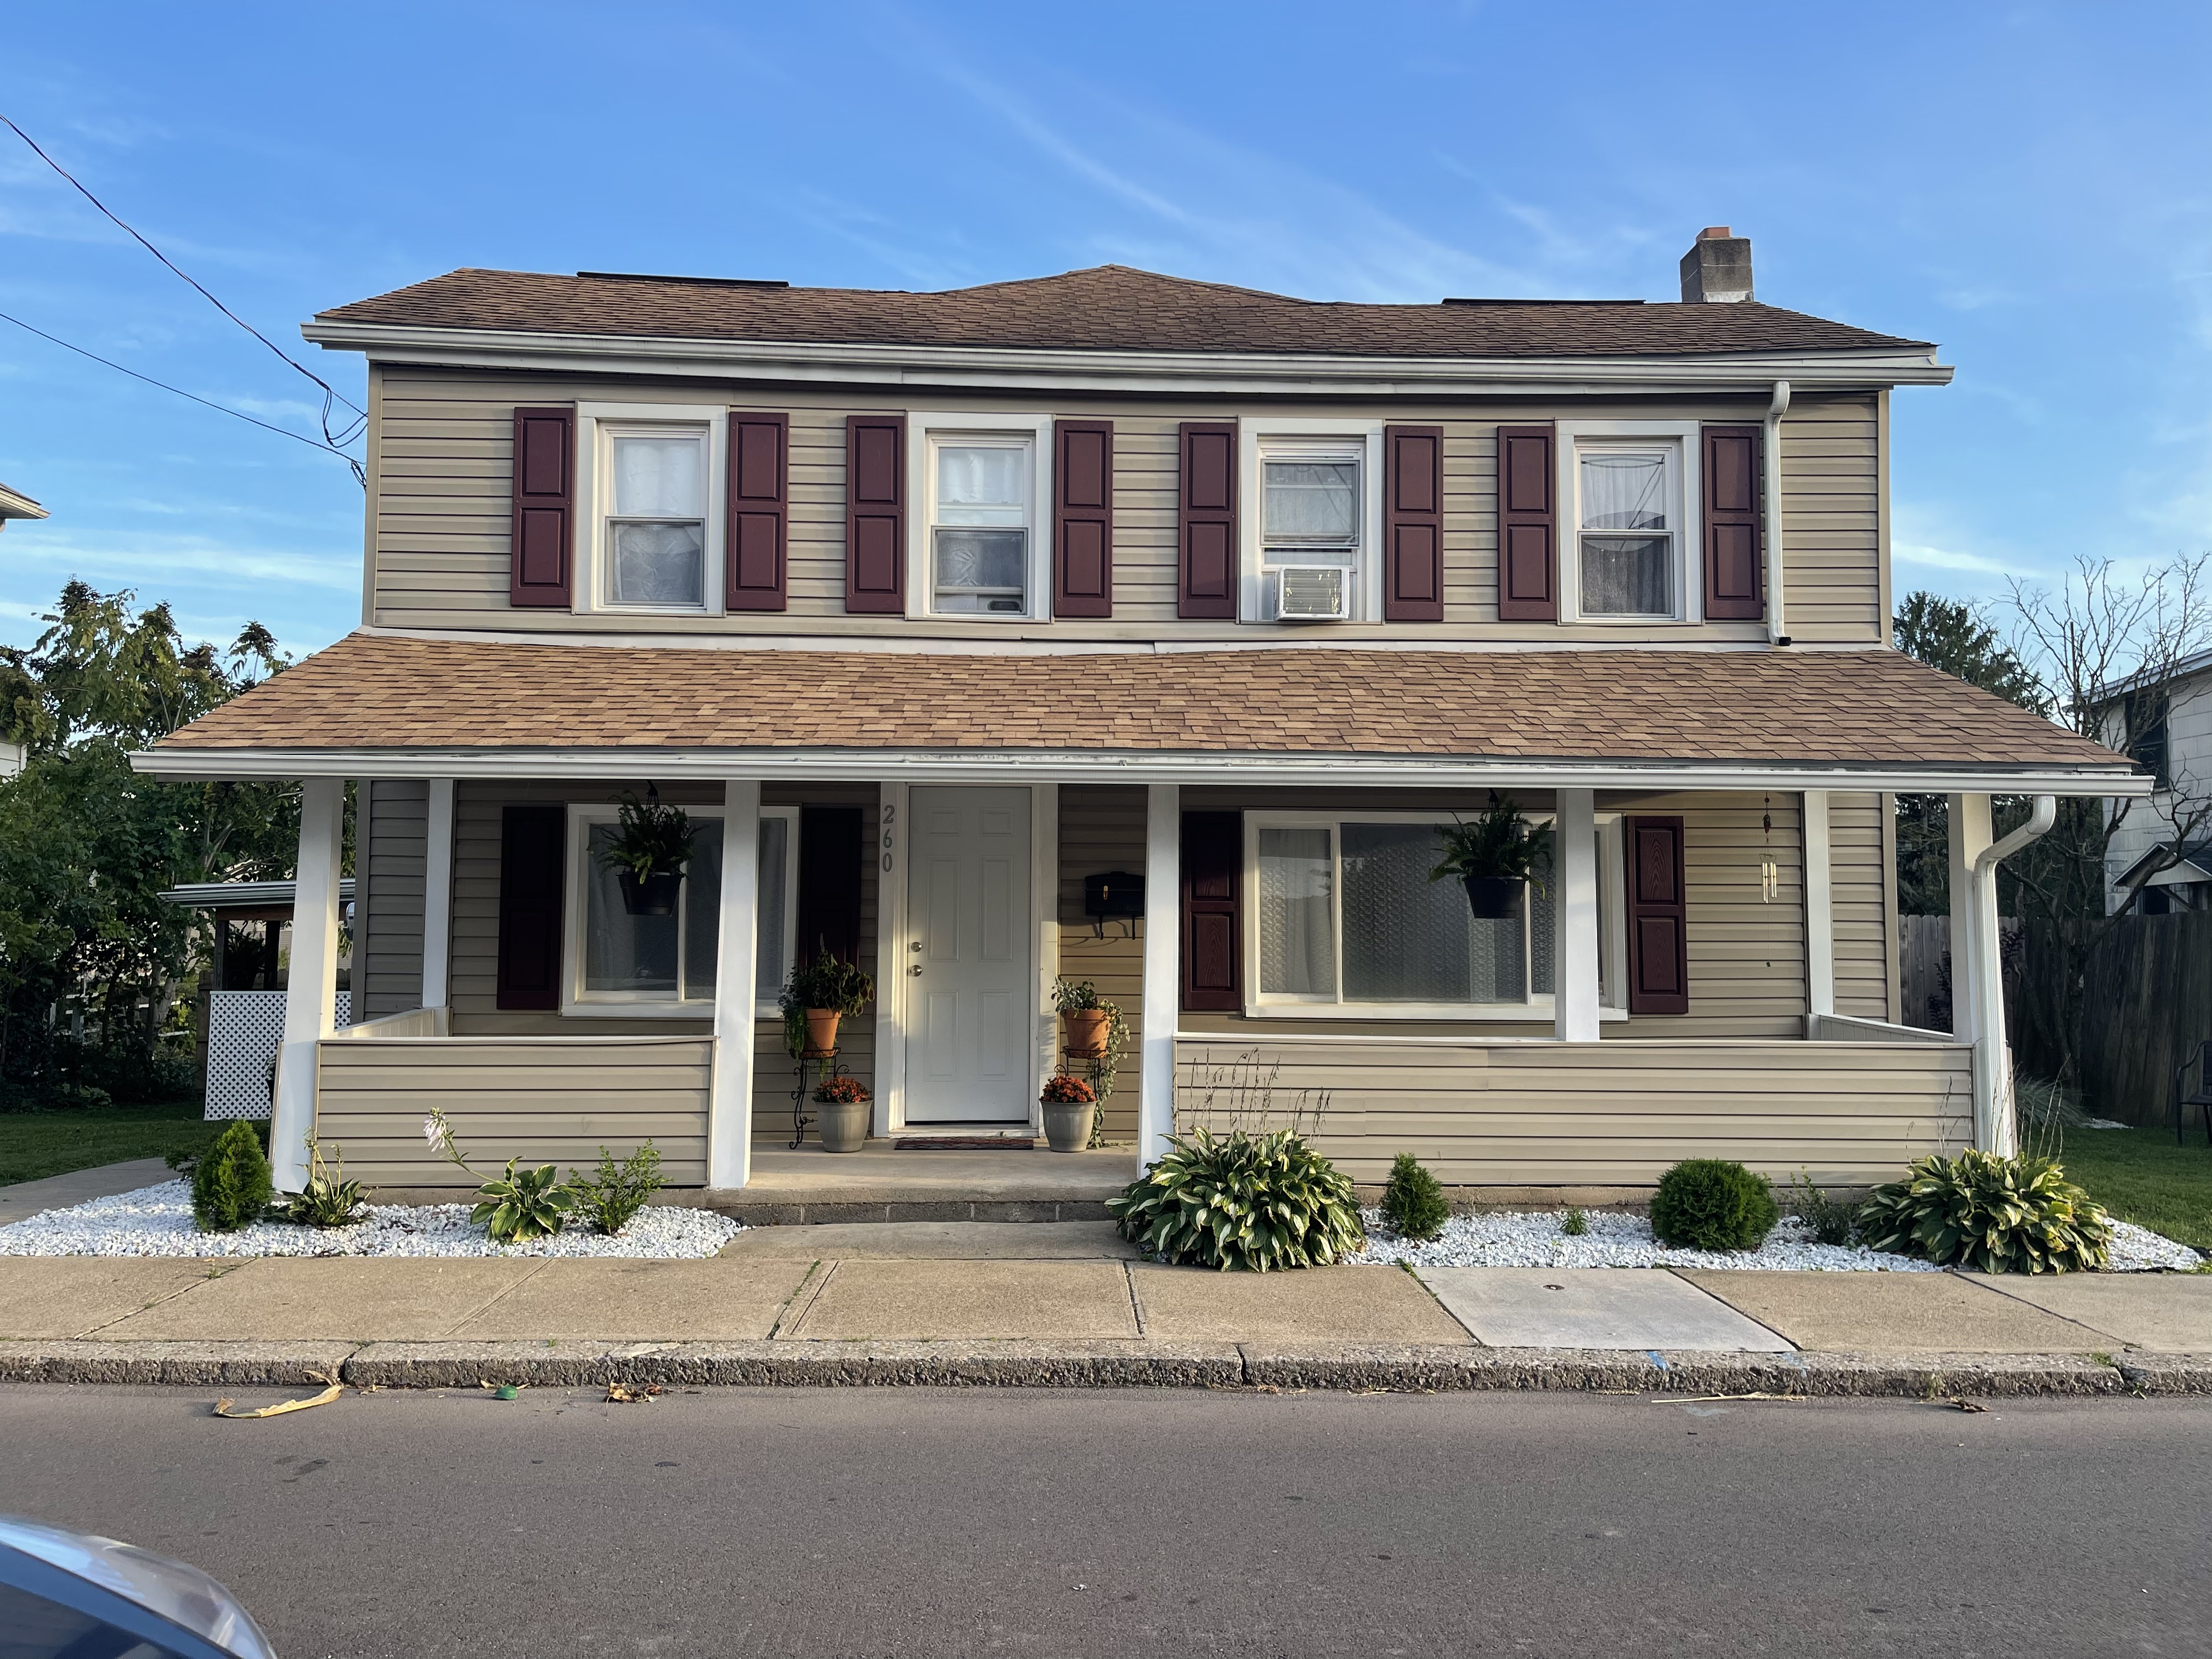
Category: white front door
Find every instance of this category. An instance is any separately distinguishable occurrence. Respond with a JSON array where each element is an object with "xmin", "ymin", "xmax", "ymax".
[{"xmin": 904, "ymin": 786, "xmax": 1034, "ymax": 1125}]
